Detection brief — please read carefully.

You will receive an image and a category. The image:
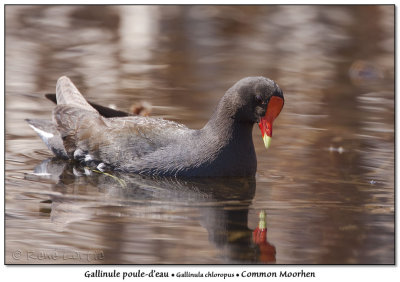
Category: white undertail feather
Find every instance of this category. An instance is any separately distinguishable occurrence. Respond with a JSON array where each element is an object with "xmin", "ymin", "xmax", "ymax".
[{"xmin": 28, "ymin": 124, "xmax": 54, "ymax": 140}]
